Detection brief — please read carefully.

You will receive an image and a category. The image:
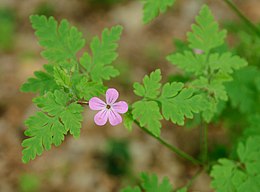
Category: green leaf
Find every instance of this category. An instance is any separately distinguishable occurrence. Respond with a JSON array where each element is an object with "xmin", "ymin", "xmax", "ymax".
[
  {"xmin": 243, "ymin": 115, "xmax": 260, "ymax": 138},
  {"xmin": 33, "ymin": 90, "xmax": 69, "ymax": 116},
  {"xmin": 187, "ymin": 5, "xmax": 227, "ymax": 53},
  {"xmin": 30, "ymin": 15, "xmax": 85, "ymax": 63},
  {"xmin": 120, "ymin": 173, "xmax": 173, "ymax": 192},
  {"xmin": 201, "ymin": 97, "xmax": 217, "ymax": 123},
  {"xmin": 91, "ymin": 65, "xmax": 120, "ymax": 81},
  {"xmin": 120, "ymin": 186, "xmax": 141, "ymax": 192},
  {"xmin": 82, "ymin": 25, "xmax": 123, "ymax": 82},
  {"xmin": 133, "ymin": 69, "xmax": 161, "ymax": 99},
  {"xmin": 60, "ymin": 103, "xmax": 83, "ymax": 138},
  {"xmin": 167, "ymin": 51, "xmax": 206, "ymax": 76},
  {"xmin": 237, "ymin": 137, "xmax": 260, "ymax": 177},
  {"xmin": 75, "ymin": 76, "xmax": 106, "ymax": 100},
  {"xmin": 123, "ymin": 112, "xmax": 134, "ymax": 132},
  {"xmin": 211, "ymin": 136, "xmax": 260, "ymax": 192},
  {"xmin": 20, "ymin": 65, "xmax": 59, "ymax": 95},
  {"xmin": 158, "ymin": 82, "xmax": 205, "ymax": 125},
  {"xmin": 53, "ymin": 66, "xmax": 71, "ymax": 88},
  {"xmin": 192, "ymin": 76, "xmax": 228, "ymax": 101},
  {"xmin": 22, "ymin": 112, "xmax": 66, "ymax": 163},
  {"xmin": 140, "ymin": 172, "xmax": 173, "ymax": 192},
  {"xmin": 22, "ymin": 90, "xmax": 83, "ymax": 163},
  {"xmin": 143, "ymin": 0, "xmax": 176, "ymax": 24},
  {"xmin": 132, "ymin": 101, "xmax": 162, "ymax": 137},
  {"xmin": 80, "ymin": 52, "xmax": 92, "ymax": 72},
  {"xmin": 210, "ymin": 159, "xmax": 246, "ymax": 192},
  {"xmin": 226, "ymin": 67, "xmax": 260, "ymax": 114},
  {"xmin": 34, "ymin": 90, "xmax": 83, "ymax": 137},
  {"xmin": 208, "ymin": 52, "xmax": 247, "ymax": 74},
  {"xmin": 167, "ymin": 5, "xmax": 247, "ymax": 123}
]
